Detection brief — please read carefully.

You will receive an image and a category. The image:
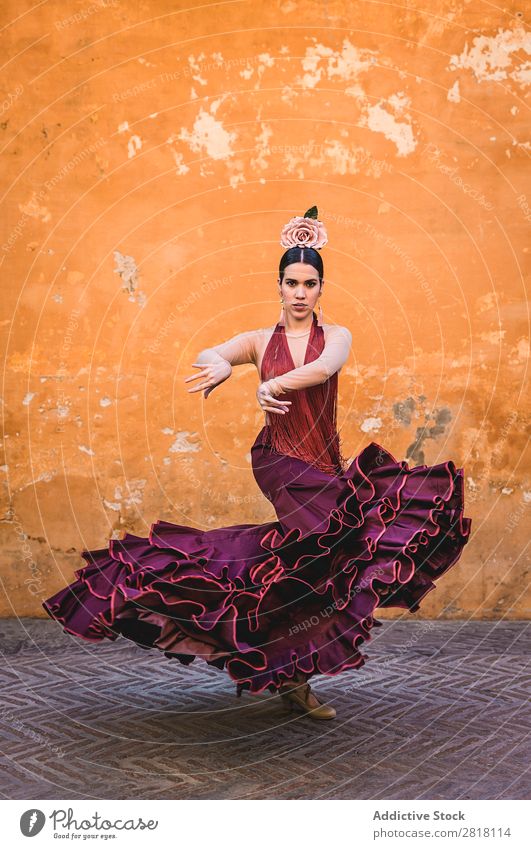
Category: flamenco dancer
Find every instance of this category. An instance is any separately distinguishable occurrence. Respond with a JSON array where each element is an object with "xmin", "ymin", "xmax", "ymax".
[{"xmin": 43, "ymin": 207, "xmax": 472, "ymax": 721}]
